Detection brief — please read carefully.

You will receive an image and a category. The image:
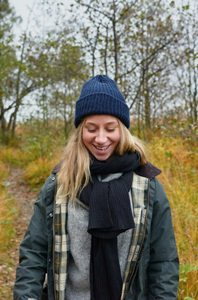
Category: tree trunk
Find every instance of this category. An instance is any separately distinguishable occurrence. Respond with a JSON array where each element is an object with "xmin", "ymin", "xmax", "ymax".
[
  {"xmin": 112, "ymin": 0, "xmax": 118, "ymax": 82},
  {"xmin": 104, "ymin": 26, "xmax": 108, "ymax": 76},
  {"xmin": 145, "ymin": 71, "xmax": 150, "ymax": 129},
  {"xmin": 193, "ymin": 54, "xmax": 197, "ymax": 122}
]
